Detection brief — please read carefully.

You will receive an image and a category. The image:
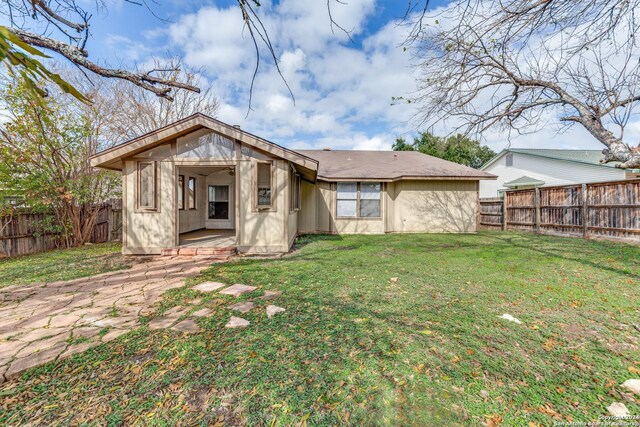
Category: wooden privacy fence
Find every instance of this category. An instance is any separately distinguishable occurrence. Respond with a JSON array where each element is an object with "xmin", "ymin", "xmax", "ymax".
[
  {"xmin": 0, "ymin": 199, "xmax": 122, "ymax": 258},
  {"xmin": 479, "ymin": 197, "xmax": 504, "ymax": 229},
  {"xmin": 480, "ymin": 179, "xmax": 640, "ymax": 243}
]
